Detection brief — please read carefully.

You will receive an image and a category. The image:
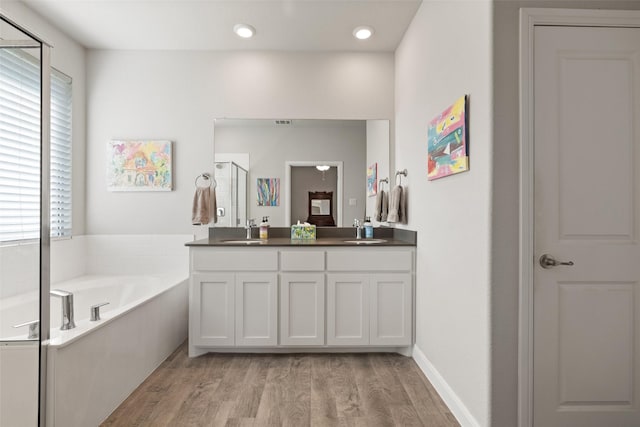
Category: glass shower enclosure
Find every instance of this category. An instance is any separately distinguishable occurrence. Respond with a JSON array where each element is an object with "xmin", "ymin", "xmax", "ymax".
[
  {"xmin": 213, "ymin": 161, "xmax": 247, "ymax": 227},
  {"xmin": 0, "ymin": 13, "xmax": 51, "ymax": 427}
]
